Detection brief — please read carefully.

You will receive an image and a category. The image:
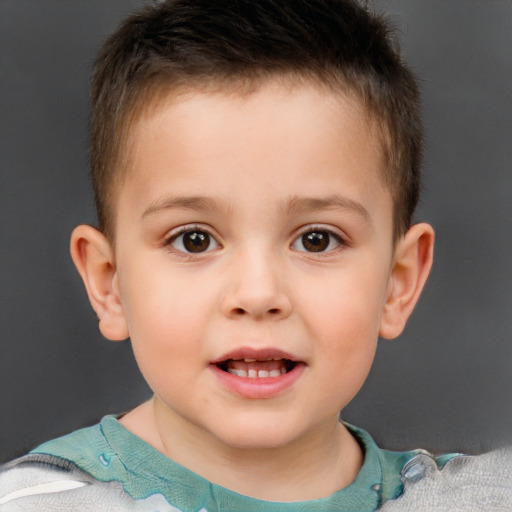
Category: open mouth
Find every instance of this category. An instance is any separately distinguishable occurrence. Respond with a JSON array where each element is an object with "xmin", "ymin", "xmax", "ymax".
[{"xmin": 216, "ymin": 358, "xmax": 298, "ymax": 378}]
